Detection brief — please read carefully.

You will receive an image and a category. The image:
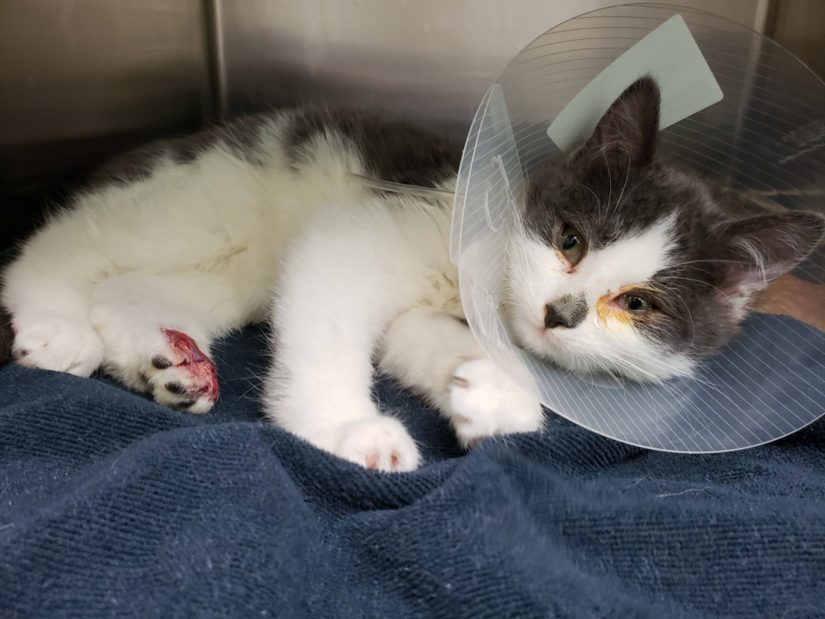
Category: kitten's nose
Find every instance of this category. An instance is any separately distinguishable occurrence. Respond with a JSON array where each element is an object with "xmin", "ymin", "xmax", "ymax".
[
  {"xmin": 544, "ymin": 295, "xmax": 587, "ymax": 330},
  {"xmin": 544, "ymin": 304, "xmax": 574, "ymax": 329}
]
